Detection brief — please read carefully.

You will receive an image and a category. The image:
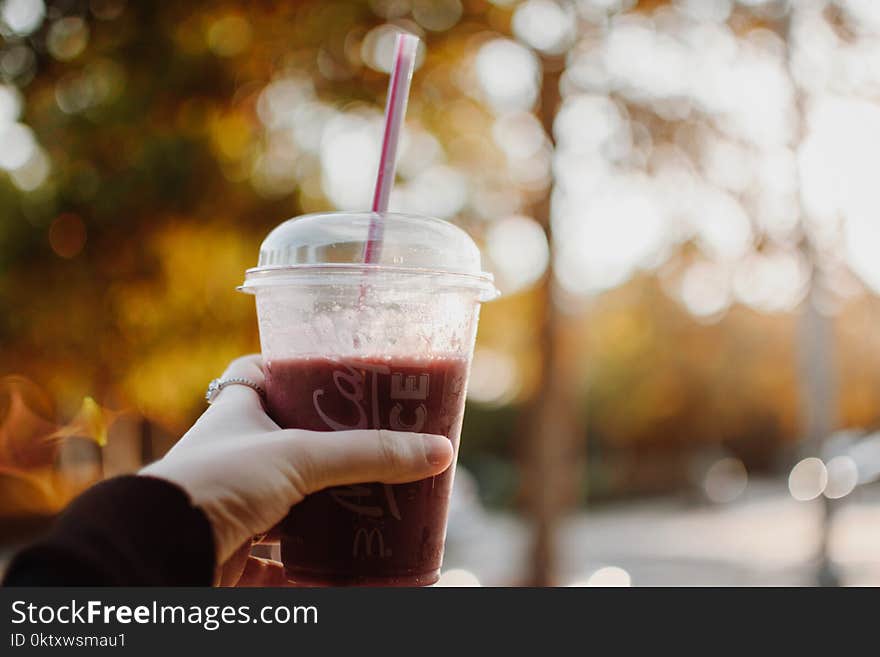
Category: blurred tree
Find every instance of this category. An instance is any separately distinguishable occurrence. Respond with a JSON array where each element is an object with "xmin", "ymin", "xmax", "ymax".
[{"xmin": 4, "ymin": 0, "xmax": 880, "ymax": 586}]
